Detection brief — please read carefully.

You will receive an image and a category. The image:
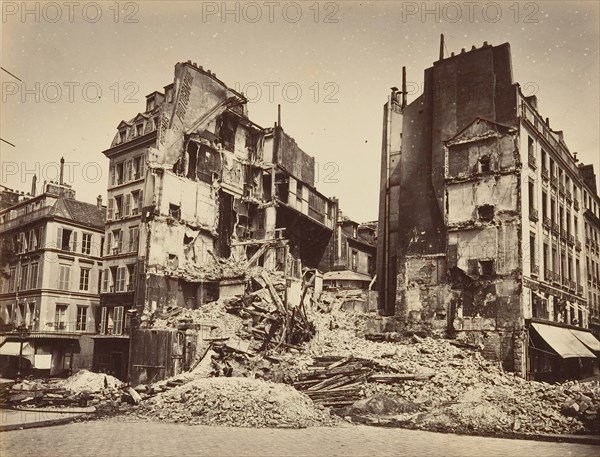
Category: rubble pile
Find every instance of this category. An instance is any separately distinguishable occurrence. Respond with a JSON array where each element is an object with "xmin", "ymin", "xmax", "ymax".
[
  {"xmin": 293, "ymin": 356, "xmax": 420, "ymax": 407},
  {"xmin": 1, "ymin": 372, "xmax": 125, "ymax": 410},
  {"xmin": 224, "ymin": 269, "xmax": 315, "ymax": 352},
  {"xmin": 58, "ymin": 370, "xmax": 123, "ymax": 392},
  {"xmin": 135, "ymin": 377, "xmax": 333, "ymax": 428},
  {"xmin": 279, "ymin": 308, "xmax": 600, "ymax": 436}
]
